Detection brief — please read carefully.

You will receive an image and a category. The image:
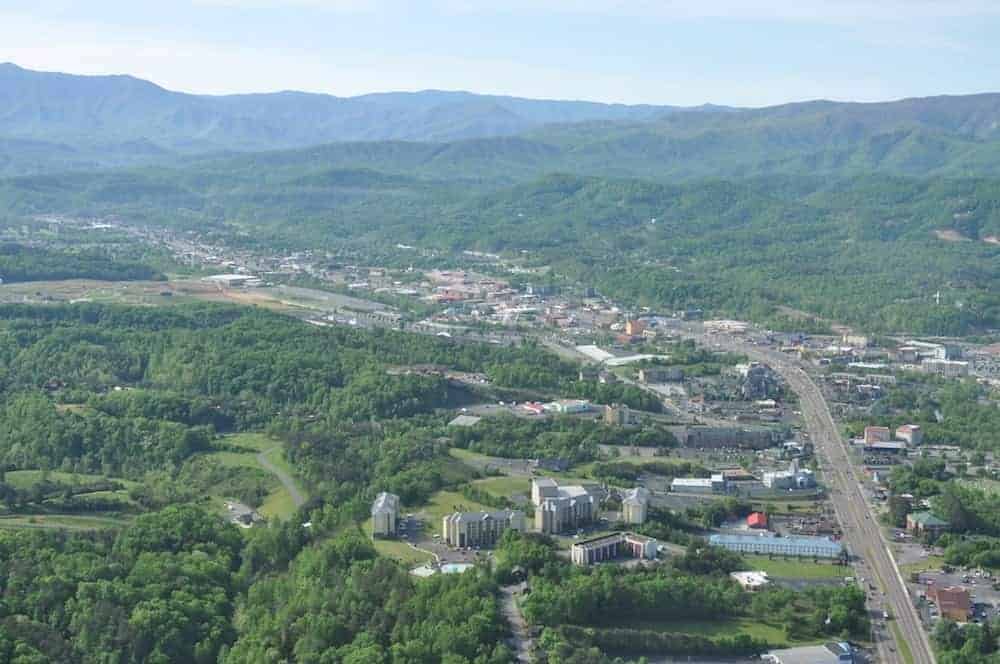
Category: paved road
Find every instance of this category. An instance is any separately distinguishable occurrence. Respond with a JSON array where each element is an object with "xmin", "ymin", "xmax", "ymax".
[
  {"xmin": 258, "ymin": 447, "xmax": 306, "ymax": 509},
  {"xmin": 501, "ymin": 584, "xmax": 534, "ymax": 663},
  {"xmin": 687, "ymin": 331, "xmax": 935, "ymax": 664}
]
